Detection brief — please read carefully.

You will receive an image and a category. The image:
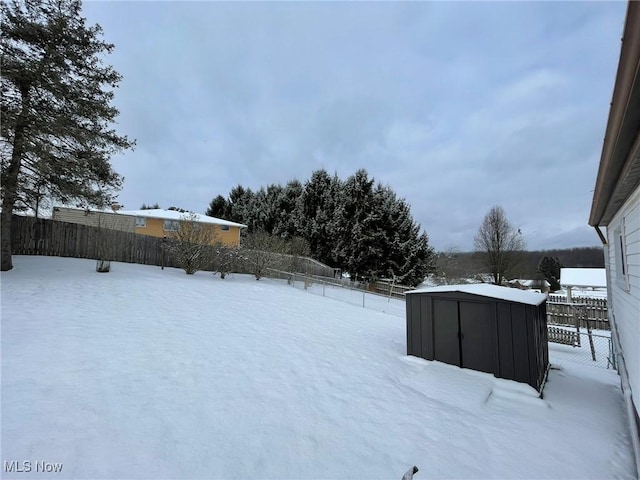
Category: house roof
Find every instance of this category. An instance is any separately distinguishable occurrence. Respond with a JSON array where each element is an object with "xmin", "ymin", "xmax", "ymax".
[
  {"xmin": 405, "ymin": 284, "xmax": 547, "ymax": 306},
  {"xmin": 589, "ymin": 1, "xmax": 640, "ymax": 227},
  {"xmin": 510, "ymin": 279, "xmax": 551, "ymax": 288},
  {"xmin": 560, "ymin": 268, "xmax": 607, "ymax": 288},
  {"xmin": 119, "ymin": 209, "xmax": 247, "ymax": 228}
]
